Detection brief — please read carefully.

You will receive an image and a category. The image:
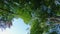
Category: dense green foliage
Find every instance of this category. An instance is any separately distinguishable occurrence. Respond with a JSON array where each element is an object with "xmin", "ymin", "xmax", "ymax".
[{"xmin": 0, "ymin": 0, "xmax": 60, "ymax": 34}]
